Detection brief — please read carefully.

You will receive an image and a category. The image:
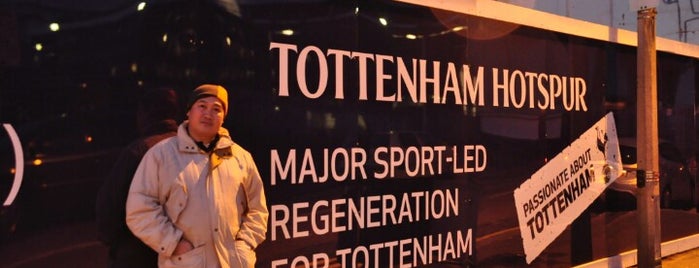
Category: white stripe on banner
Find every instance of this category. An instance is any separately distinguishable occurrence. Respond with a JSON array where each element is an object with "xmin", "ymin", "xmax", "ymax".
[{"xmin": 3, "ymin": 123, "xmax": 24, "ymax": 207}]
